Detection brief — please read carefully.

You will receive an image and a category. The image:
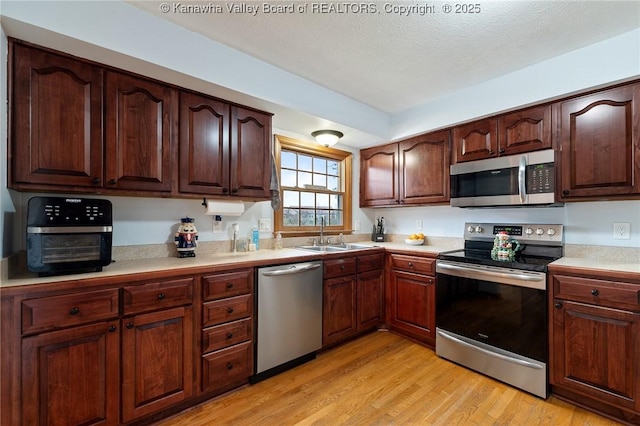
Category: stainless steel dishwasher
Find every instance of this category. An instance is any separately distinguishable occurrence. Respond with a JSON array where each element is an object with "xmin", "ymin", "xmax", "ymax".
[{"xmin": 253, "ymin": 261, "xmax": 323, "ymax": 382}]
